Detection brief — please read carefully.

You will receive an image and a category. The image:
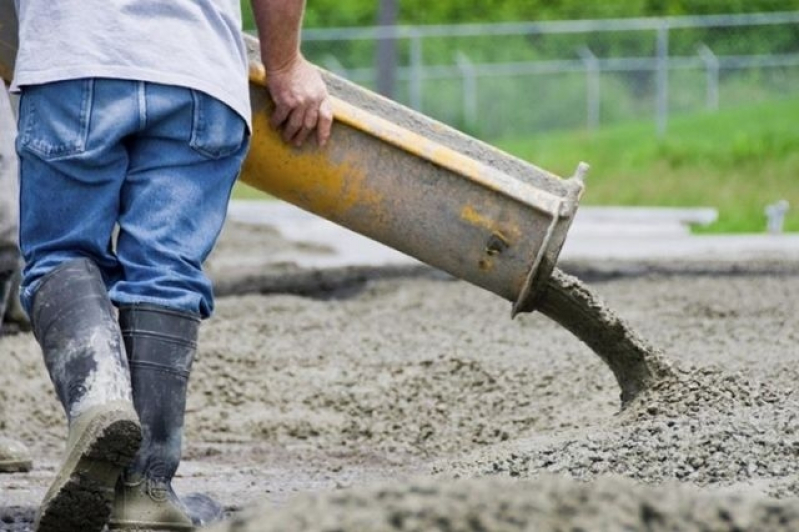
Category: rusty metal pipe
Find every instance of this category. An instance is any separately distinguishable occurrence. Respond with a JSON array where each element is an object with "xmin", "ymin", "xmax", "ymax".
[{"xmin": 241, "ymin": 36, "xmax": 585, "ymax": 315}]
